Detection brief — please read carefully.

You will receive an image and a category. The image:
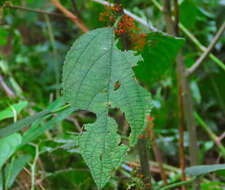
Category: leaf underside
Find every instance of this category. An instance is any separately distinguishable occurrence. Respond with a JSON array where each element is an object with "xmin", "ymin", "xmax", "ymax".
[
  {"xmin": 63, "ymin": 27, "xmax": 151, "ymax": 188},
  {"xmin": 0, "ymin": 133, "xmax": 22, "ymax": 170},
  {"xmin": 186, "ymin": 164, "xmax": 225, "ymax": 176}
]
